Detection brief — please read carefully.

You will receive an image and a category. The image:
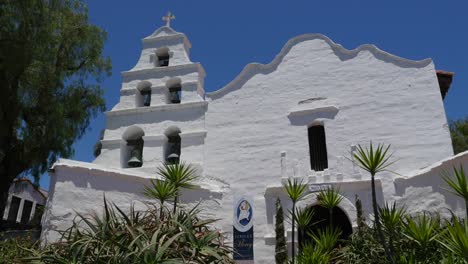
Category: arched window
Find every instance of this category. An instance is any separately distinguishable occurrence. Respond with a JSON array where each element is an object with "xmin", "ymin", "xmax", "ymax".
[
  {"xmin": 156, "ymin": 47, "xmax": 170, "ymax": 67},
  {"xmin": 136, "ymin": 81, "xmax": 152, "ymax": 107},
  {"xmin": 164, "ymin": 127, "xmax": 181, "ymax": 164},
  {"xmin": 122, "ymin": 126, "xmax": 145, "ymax": 168},
  {"xmin": 308, "ymin": 124, "xmax": 328, "ymax": 171},
  {"xmin": 165, "ymin": 78, "xmax": 182, "ymax": 104}
]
